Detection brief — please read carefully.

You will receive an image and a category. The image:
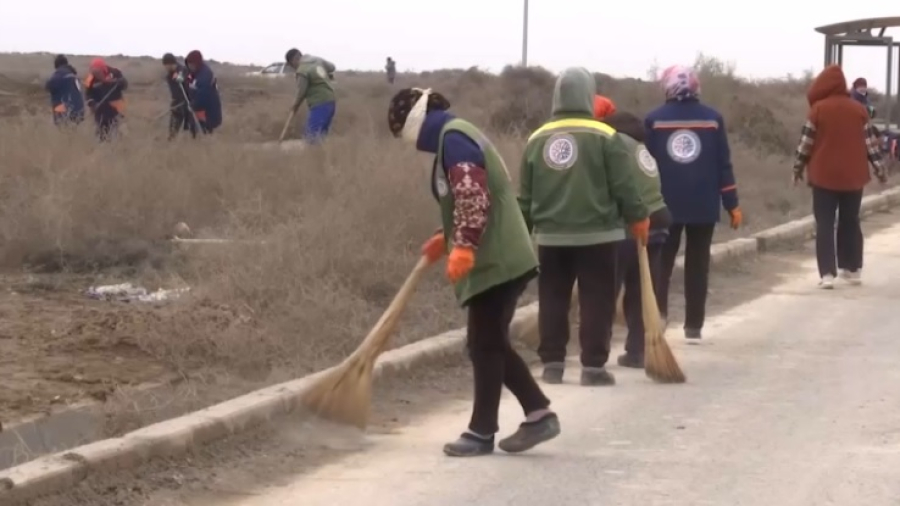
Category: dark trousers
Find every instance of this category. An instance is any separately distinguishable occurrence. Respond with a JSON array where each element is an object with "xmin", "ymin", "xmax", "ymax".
[
  {"xmin": 467, "ymin": 271, "xmax": 550, "ymax": 435},
  {"xmin": 659, "ymin": 223, "xmax": 715, "ymax": 330},
  {"xmin": 812, "ymin": 186, "xmax": 864, "ymax": 277},
  {"xmin": 615, "ymin": 240, "xmax": 664, "ymax": 357},
  {"xmin": 537, "ymin": 243, "xmax": 618, "ymax": 368},
  {"xmin": 94, "ymin": 111, "xmax": 120, "ymax": 142},
  {"xmin": 168, "ymin": 107, "xmax": 197, "ymax": 140}
]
